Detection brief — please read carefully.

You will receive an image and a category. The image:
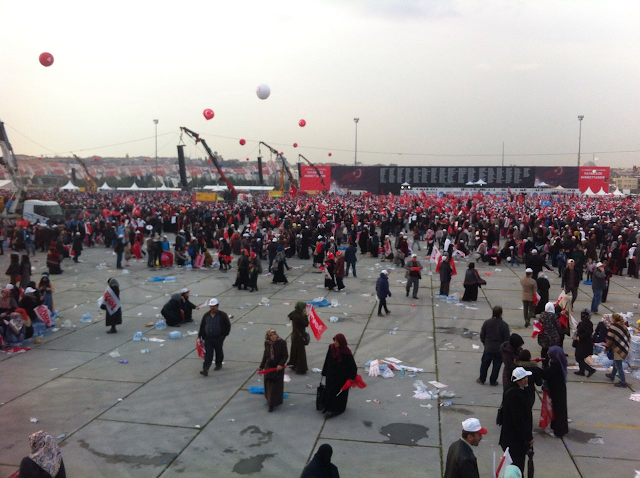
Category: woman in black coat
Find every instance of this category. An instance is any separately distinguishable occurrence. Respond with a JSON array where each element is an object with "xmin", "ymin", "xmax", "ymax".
[
  {"xmin": 574, "ymin": 309, "xmax": 596, "ymax": 377},
  {"xmin": 300, "ymin": 444, "xmax": 340, "ymax": 478},
  {"xmin": 321, "ymin": 333, "xmax": 357, "ymax": 418},
  {"xmin": 535, "ymin": 274, "xmax": 551, "ymax": 315},
  {"xmin": 259, "ymin": 328, "xmax": 288, "ymax": 412},
  {"xmin": 544, "ymin": 345, "xmax": 569, "ymax": 438},
  {"xmin": 461, "ymin": 262, "xmax": 481, "ymax": 301},
  {"xmin": 101, "ymin": 278, "xmax": 122, "ymax": 334},
  {"xmin": 287, "ymin": 302, "xmax": 309, "ymax": 374}
]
